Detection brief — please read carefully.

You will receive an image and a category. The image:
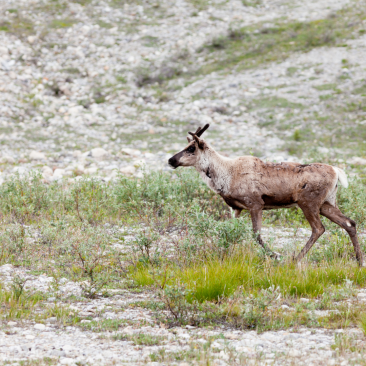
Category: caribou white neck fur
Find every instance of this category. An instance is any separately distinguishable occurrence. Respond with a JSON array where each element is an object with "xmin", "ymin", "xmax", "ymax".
[{"xmin": 195, "ymin": 144, "xmax": 232, "ymax": 195}]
